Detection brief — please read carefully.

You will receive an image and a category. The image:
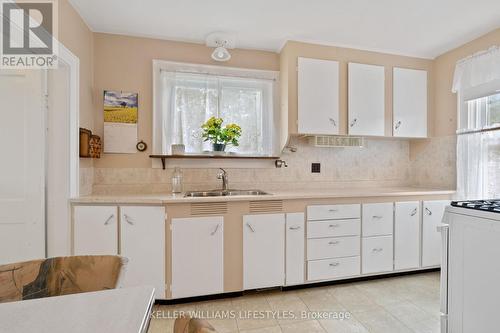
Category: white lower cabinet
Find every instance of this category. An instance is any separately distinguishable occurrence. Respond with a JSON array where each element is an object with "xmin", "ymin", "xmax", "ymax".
[
  {"xmin": 285, "ymin": 213, "xmax": 305, "ymax": 286},
  {"xmin": 171, "ymin": 216, "xmax": 224, "ymax": 299},
  {"xmin": 308, "ymin": 257, "xmax": 360, "ymax": 281},
  {"xmin": 243, "ymin": 213, "xmax": 285, "ymax": 289},
  {"xmin": 362, "ymin": 203, "xmax": 394, "ymax": 237},
  {"xmin": 74, "ymin": 206, "xmax": 118, "ymax": 255},
  {"xmin": 307, "ymin": 236, "xmax": 360, "ymax": 260},
  {"xmin": 362, "ymin": 236, "xmax": 393, "ymax": 274},
  {"xmin": 120, "ymin": 206, "xmax": 165, "ymax": 299},
  {"xmin": 422, "ymin": 200, "xmax": 449, "ymax": 267},
  {"xmin": 394, "ymin": 201, "xmax": 420, "ymax": 270}
]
